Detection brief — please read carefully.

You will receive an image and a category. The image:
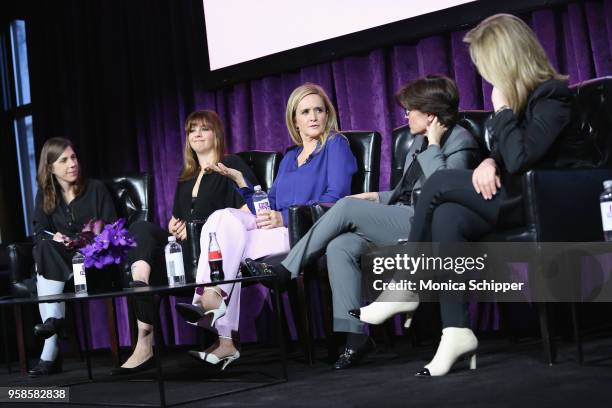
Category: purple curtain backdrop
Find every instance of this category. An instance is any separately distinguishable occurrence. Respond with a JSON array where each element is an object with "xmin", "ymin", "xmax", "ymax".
[{"xmin": 26, "ymin": 0, "xmax": 612, "ymax": 348}]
